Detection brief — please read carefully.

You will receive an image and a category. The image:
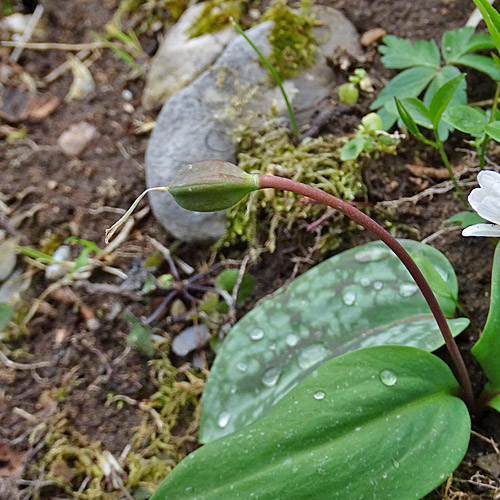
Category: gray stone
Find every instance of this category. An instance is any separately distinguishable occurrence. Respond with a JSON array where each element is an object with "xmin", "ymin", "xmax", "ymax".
[
  {"xmin": 142, "ymin": 4, "xmax": 237, "ymax": 110},
  {"xmin": 146, "ymin": 6, "xmax": 362, "ymax": 243},
  {"xmin": 172, "ymin": 324, "xmax": 210, "ymax": 357}
]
